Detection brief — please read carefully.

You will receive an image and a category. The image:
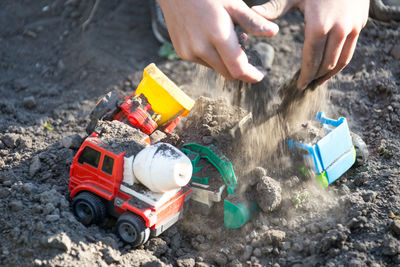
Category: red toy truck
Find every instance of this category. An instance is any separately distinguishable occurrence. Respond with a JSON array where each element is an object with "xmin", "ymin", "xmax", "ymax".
[
  {"xmin": 86, "ymin": 63, "xmax": 195, "ymax": 136},
  {"xmin": 69, "ymin": 121, "xmax": 192, "ymax": 247}
]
